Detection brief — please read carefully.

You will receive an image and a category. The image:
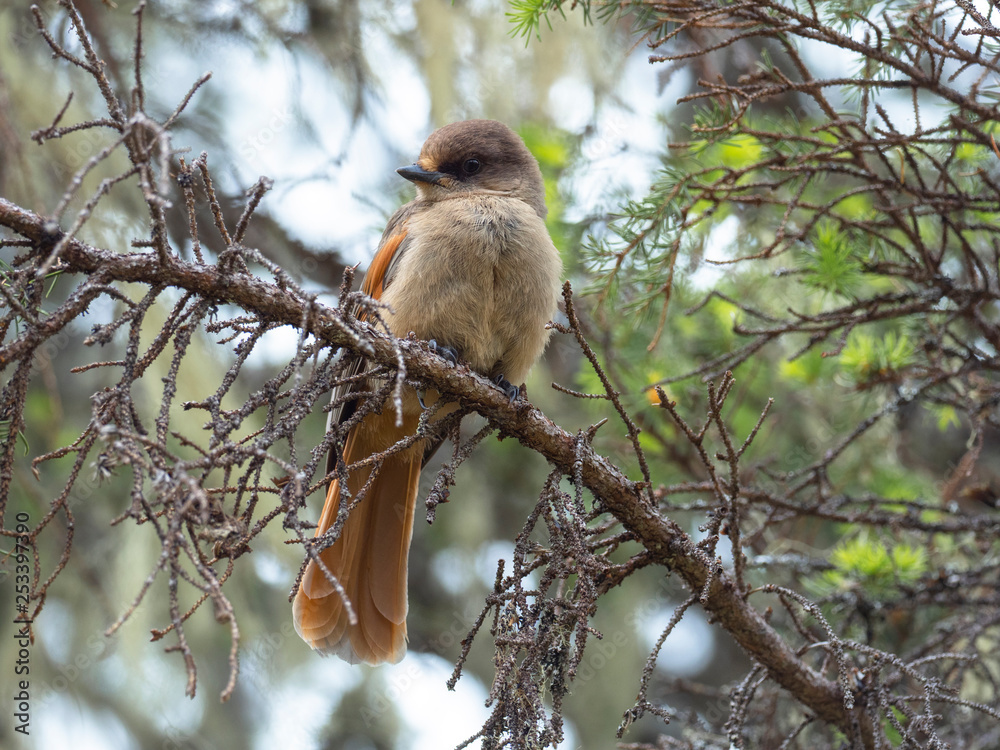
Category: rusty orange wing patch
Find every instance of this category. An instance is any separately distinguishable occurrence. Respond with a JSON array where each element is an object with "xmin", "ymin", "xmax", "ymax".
[{"xmin": 362, "ymin": 228, "xmax": 408, "ymax": 301}]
